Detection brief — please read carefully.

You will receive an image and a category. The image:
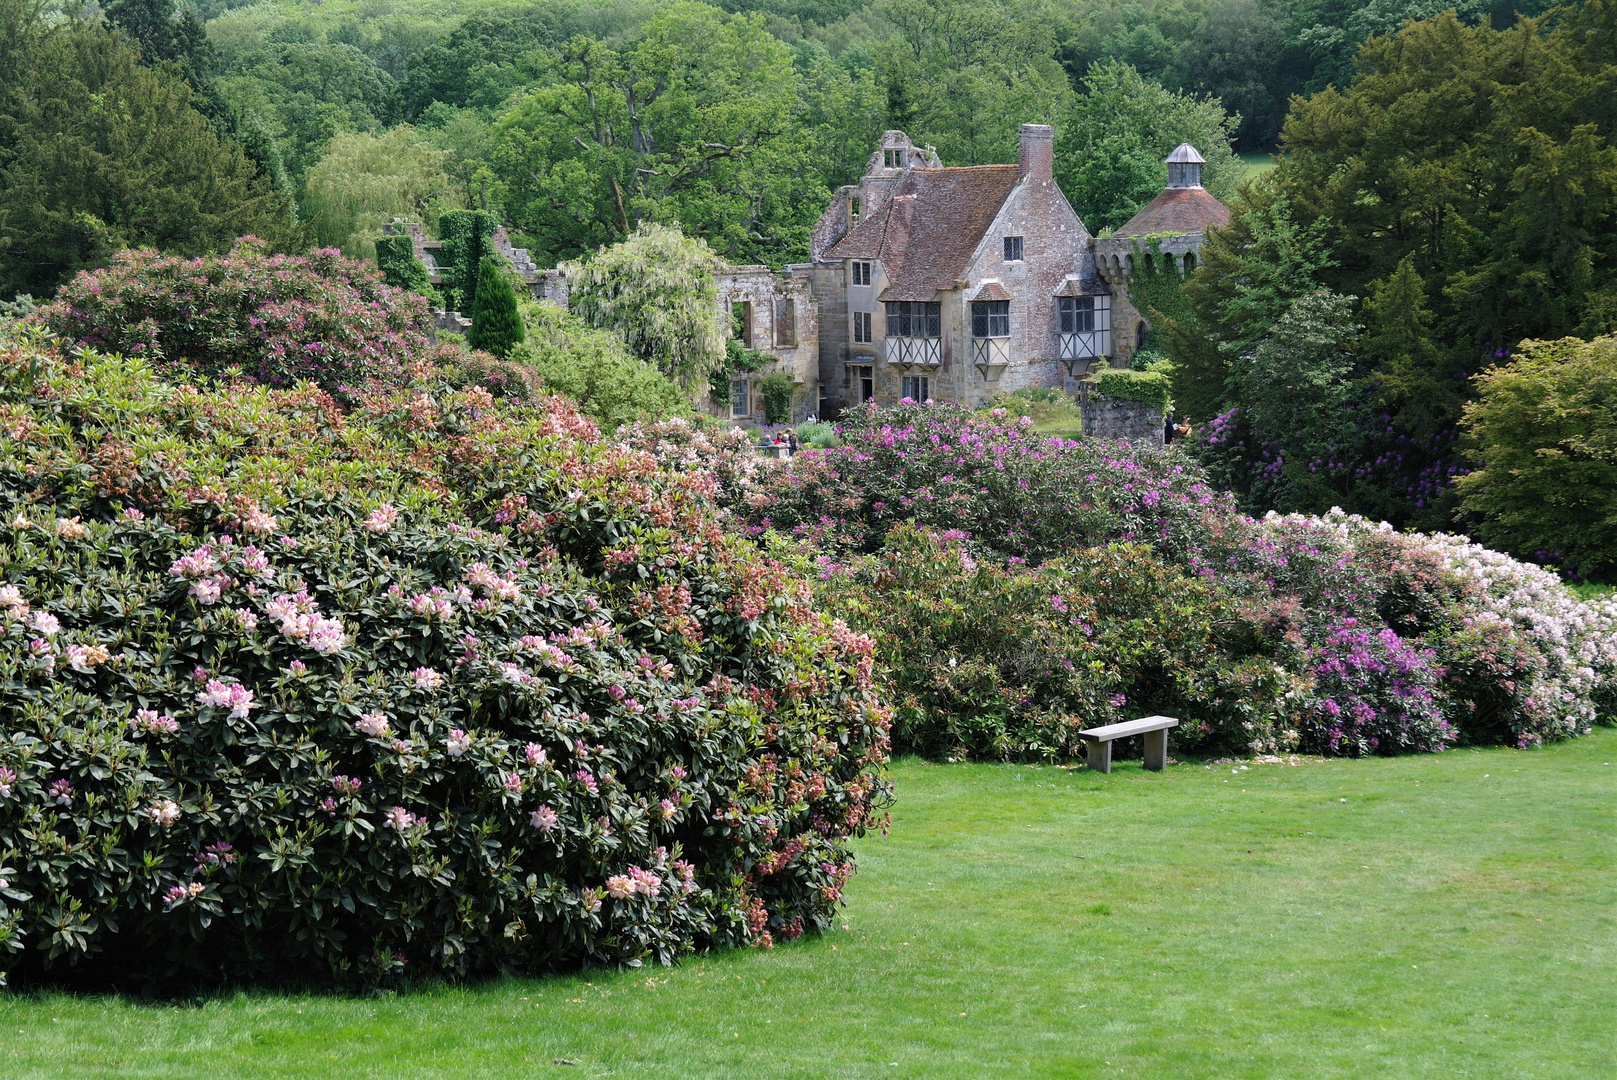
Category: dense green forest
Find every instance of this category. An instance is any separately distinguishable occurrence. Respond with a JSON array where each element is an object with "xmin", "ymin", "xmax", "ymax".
[{"xmin": 0, "ymin": 0, "xmax": 1564, "ymax": 293}]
